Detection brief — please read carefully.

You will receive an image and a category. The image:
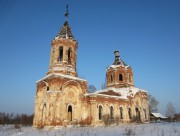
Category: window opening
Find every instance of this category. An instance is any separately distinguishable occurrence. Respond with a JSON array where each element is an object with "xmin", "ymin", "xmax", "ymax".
[
  {"xmin": 128, "ymin": 108, "xmax": 132, "ymax": 119},
  {"xmin": 110, "ymin": 75, "xmax": 113, "ymax": 82},
  {"xmin": 120, "ymin": 107, "xmax": 123, "ymax": 119},
  {"xmin": 68, "ymin": 105, "xmax": 72, "ymax": 121},
  {"xmin": 47, "ymin": 86, "xmax": 49, "ymax": 91},
  {"xmin": 99, "ymin": 105, "xmax": 103, "ymax": 120},
  {"xmin": 135, "ymin": 107, "xmax": 141, "ymax": 122},
  {"xmin": 119, "ymin": 74, "xmax": 123, "ymax": 81},
  {"xmin": 110, "ymin": 106, "xmax": 114, "ymax": 119},
  {"xmin": 68, "ymin": 48, "xmax": 71, "ymax": 63},
  {"xmin": 58, "ymin": 47, "xmax": 63, "ymax": 61}
]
